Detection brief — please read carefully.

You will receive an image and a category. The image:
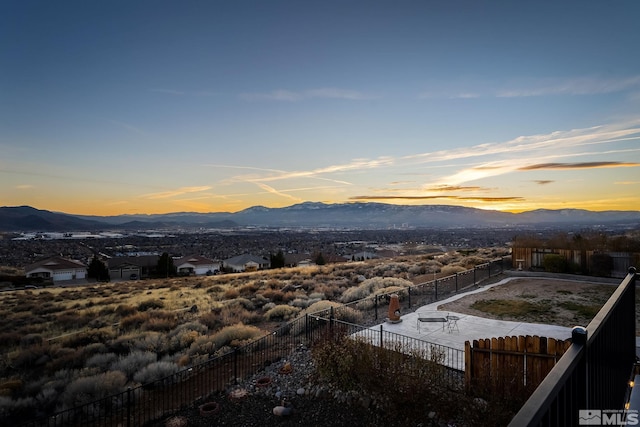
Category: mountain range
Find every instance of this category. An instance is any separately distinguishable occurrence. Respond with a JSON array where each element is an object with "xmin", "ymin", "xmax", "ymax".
[{"xmin": 1, "ymin": 203, "xmax": 639, "ymax": 232}]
